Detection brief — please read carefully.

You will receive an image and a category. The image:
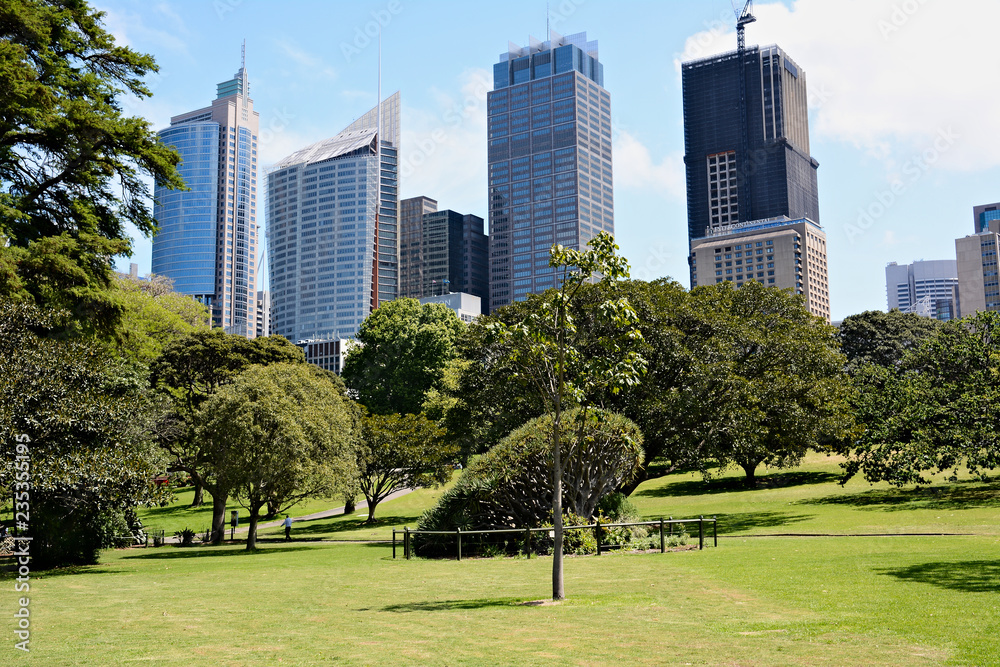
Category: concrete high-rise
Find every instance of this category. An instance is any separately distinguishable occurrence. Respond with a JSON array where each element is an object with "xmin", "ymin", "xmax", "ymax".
[
  {"xmin": 682, "ymin": 41, "xmax": 829, "ymax": 321},
  {"xmin": 153, "ymin": 58, "xmax": 260, "ymax": 336},
  {"xmin": 399, "ymin": 196, "xmax": 489, "ymax": 309},
  {"xmin": 487, "ymin": 31, "xmax": 613, "ymax": 312},
  {"xmin": 956, "ymin": 217, "xmax": 1000, "ymax": 316},
  {"xmin": 266, "ymin": 93, "xmax": 400, "ymax": 350},
  {"xmin": 885, "ymin": 260, "xmax": 959, "ymax": 320}
]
